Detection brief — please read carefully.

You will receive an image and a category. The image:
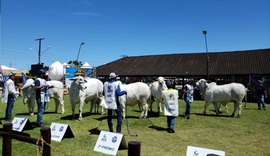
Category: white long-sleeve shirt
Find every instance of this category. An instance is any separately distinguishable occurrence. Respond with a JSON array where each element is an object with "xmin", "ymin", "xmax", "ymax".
[{"xmin": 6, "ymin": 79, "xmax": 17, "ymax": 95}]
